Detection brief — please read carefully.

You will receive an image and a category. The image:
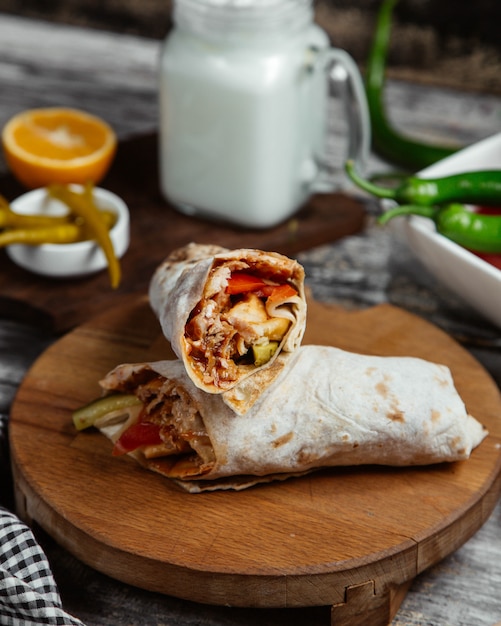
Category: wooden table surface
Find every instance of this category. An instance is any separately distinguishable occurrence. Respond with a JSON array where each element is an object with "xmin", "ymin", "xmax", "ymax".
[{"xmin": 1, "ymin": 11, "xmax": 501, "ymax": 626}]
